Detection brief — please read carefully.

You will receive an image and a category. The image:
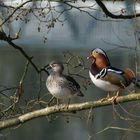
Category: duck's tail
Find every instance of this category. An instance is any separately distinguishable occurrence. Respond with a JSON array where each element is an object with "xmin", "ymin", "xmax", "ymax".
[
  {"xmin": 132, "ymin": 78, "xmax": 140, "ymax": 88},
  {"xmin": 76, "ymin": 90, "xmax": 84, "ymax": 97},
  {"xmin": 124, "ymin": 68, "xmax": 140, "ymax": 88}
]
